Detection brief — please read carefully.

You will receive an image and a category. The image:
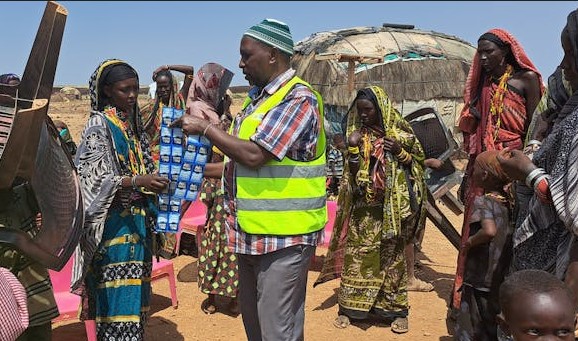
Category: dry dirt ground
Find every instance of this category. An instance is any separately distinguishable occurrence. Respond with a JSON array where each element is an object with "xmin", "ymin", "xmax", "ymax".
[{"xmin": 48, "ymin": 98, "xmax": 462, "ymax": 341}]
